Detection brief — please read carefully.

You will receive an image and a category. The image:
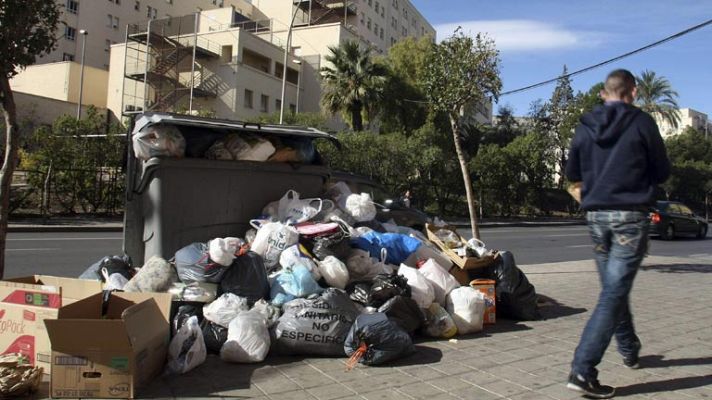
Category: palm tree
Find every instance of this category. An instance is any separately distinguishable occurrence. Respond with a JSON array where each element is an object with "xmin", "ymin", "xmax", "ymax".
[
  {"xmin": 320, "ymin": 40, "xmax": 388, "ymax": 131},
  {"xmin": 635, "ymin": 70, "xmax": 681, "ymax": 129}
]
